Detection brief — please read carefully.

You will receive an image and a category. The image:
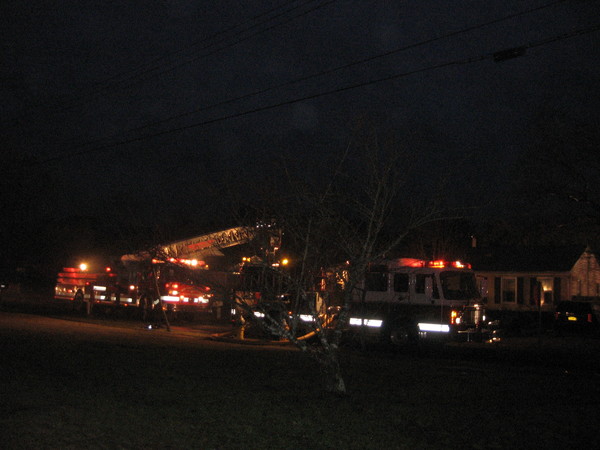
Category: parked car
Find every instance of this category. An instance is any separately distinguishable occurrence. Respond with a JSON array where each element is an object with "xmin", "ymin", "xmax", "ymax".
[{"xmin": 554, "ymin": 300, "xmax": 600, "ymax": 334}]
